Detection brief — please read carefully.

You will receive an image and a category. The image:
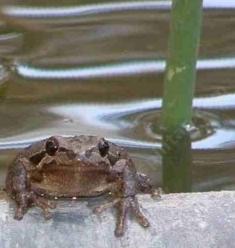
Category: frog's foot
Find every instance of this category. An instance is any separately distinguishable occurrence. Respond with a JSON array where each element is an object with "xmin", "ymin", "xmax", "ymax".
[
  {"xmin": 150, "ymin": 187, "xmax": 163, "ymax": 200},
  {"xmin": 115, "ymin": 196, "xmax": 149, "ymax": 237},
  {"xmin": 93, "ymin": 196, "xmax": 149, "ymax": 237},
  {"xmin": 14, "ymin": 191, "xmax": 56, "ymax": 220}
]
